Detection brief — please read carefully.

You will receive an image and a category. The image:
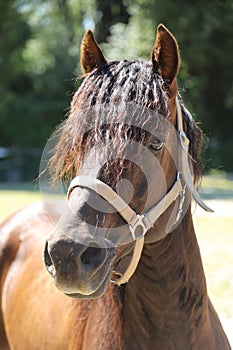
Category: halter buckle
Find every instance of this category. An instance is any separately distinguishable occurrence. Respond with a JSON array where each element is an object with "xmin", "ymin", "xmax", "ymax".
[
  {"xmin": 129, "ymin": 214, "xmax": 151, "ymax": 241},
  {"xmin": 175, "ymin": 181, "xmax": 186, "ymax": 223},
  {"xmin": 179, "ymin": 130, "xmax": 189, "ymax": 153}
]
